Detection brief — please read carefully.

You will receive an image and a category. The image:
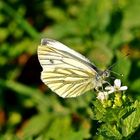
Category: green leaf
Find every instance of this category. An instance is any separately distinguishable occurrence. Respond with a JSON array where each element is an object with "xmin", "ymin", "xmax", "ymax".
[
  {"xmin": 122, "ymin": 100, "xmax": 140, "ymax": 137},
  {"xmin": 102, "ymin": 107, "xmax": 129, "ymax": 123},
  {"xmin": 91, "ymin": 100, "xmax": 106, "ymax": 121},
  {"xmin": 98, "ymin": 123, "xmax": 122, "ymax": 140},
  {"xmin": 44, "ymin": 116, "xmax": 87, "ymax": 140},
  {"xmin": 22, "ymin": 113, "xmax": 50, "ymax": 138}
]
